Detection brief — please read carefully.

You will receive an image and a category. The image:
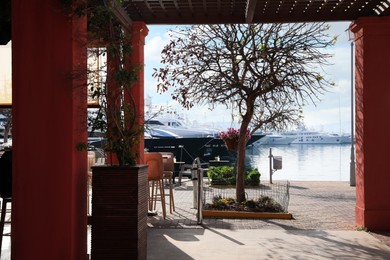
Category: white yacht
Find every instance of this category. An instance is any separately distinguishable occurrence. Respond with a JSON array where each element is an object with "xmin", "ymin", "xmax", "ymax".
[
  {"xmin": 258, "ymin": 134, "xmax": 295, "ymax": 145},
  {"xmin": 142, "ymin": 117, "xmax": 264, "ymax": 163},
  {"xmin": 282, "ymin": 130, "xmax": 344, "ymax": 144},
  {"xmin": 145, "ymin": 118, "xmax": 218, "ymax": 138}
]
